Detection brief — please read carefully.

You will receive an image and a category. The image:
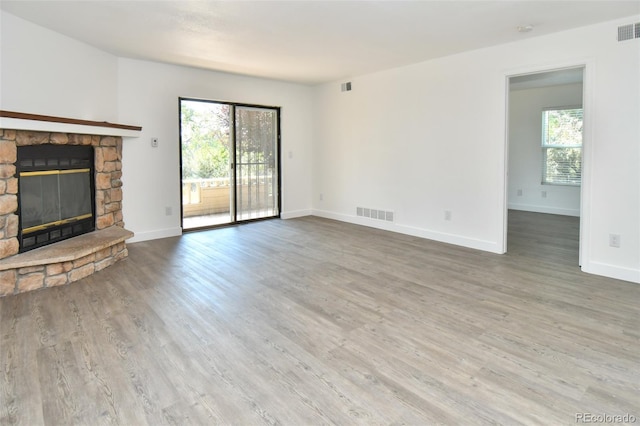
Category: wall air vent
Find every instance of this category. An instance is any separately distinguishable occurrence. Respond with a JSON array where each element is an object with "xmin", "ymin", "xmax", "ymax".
[
  {"xmin": 357, "ymin": 206, "xmax": 394, "ymax": 222},
  {"xmin": 617, "ymin": 23, "xmax": 640, "ymax": 41},
  {"xmin": 341, "ymin": 82, "xmax": 352, "ymax": 92}
]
